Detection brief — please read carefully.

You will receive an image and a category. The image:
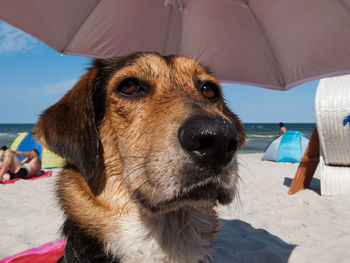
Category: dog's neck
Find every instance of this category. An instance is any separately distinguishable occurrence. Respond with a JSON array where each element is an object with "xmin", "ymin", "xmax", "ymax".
[
  {"xmin": 105, "ymin": 208, "xmax": 218, "ymax": 263},
  {"xmin": 61, "ymin": 207, "xmax": 217, "ymax": 263},
  {"xmin": 58, "ymin": 168, "xmax": 218, "ymax": 263}
]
